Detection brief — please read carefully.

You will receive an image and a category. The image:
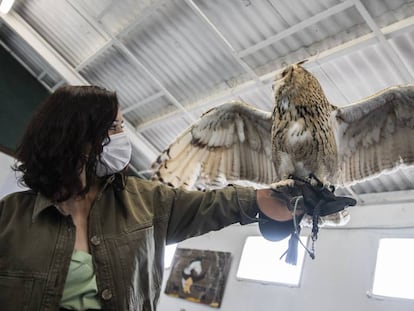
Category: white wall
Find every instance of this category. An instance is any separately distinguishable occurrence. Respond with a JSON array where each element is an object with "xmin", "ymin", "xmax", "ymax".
[
  {"xmin": 158, "ymin": 196, "xmax": 414, "ymax": 311},
  {"xmin": 0, "ymin": 152, "xmax": 26, "ymax": 199}
]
